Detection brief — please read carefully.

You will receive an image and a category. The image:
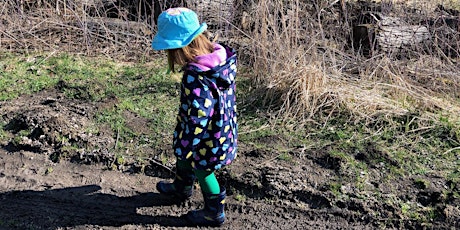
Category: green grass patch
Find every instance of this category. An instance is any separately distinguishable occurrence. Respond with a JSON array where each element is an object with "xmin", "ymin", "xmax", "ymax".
[
  {"xmin": 232, "ymin": 107, "xmax": 456, "ymax": 222},
  {"xmin": 1, "ymin": 52, "xmax": 177, "ymax": 163},
  {"xmin": 1, "ymin": 53, "xmax": 57, "ymax": 100},
  {"xmin": 0, "ymin": 120, "xmax": 9, "ymax": 143},
  {"xmin": 0, "ymin": 53, "xmax": 122, "ymax": 101}
]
